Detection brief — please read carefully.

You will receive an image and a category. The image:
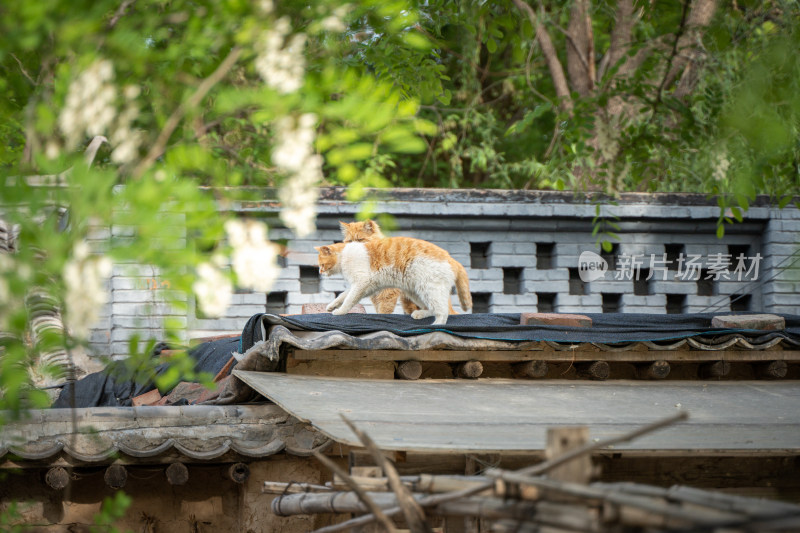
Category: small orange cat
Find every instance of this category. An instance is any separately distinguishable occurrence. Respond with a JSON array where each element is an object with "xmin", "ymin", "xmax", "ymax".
[
  {"xmin": 316, "ymin": 236, "xmax": 471, "ymax": 325},
  {"xmin": 340, "ymin": 220, "xmax": 417, "ymax": 314}
]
